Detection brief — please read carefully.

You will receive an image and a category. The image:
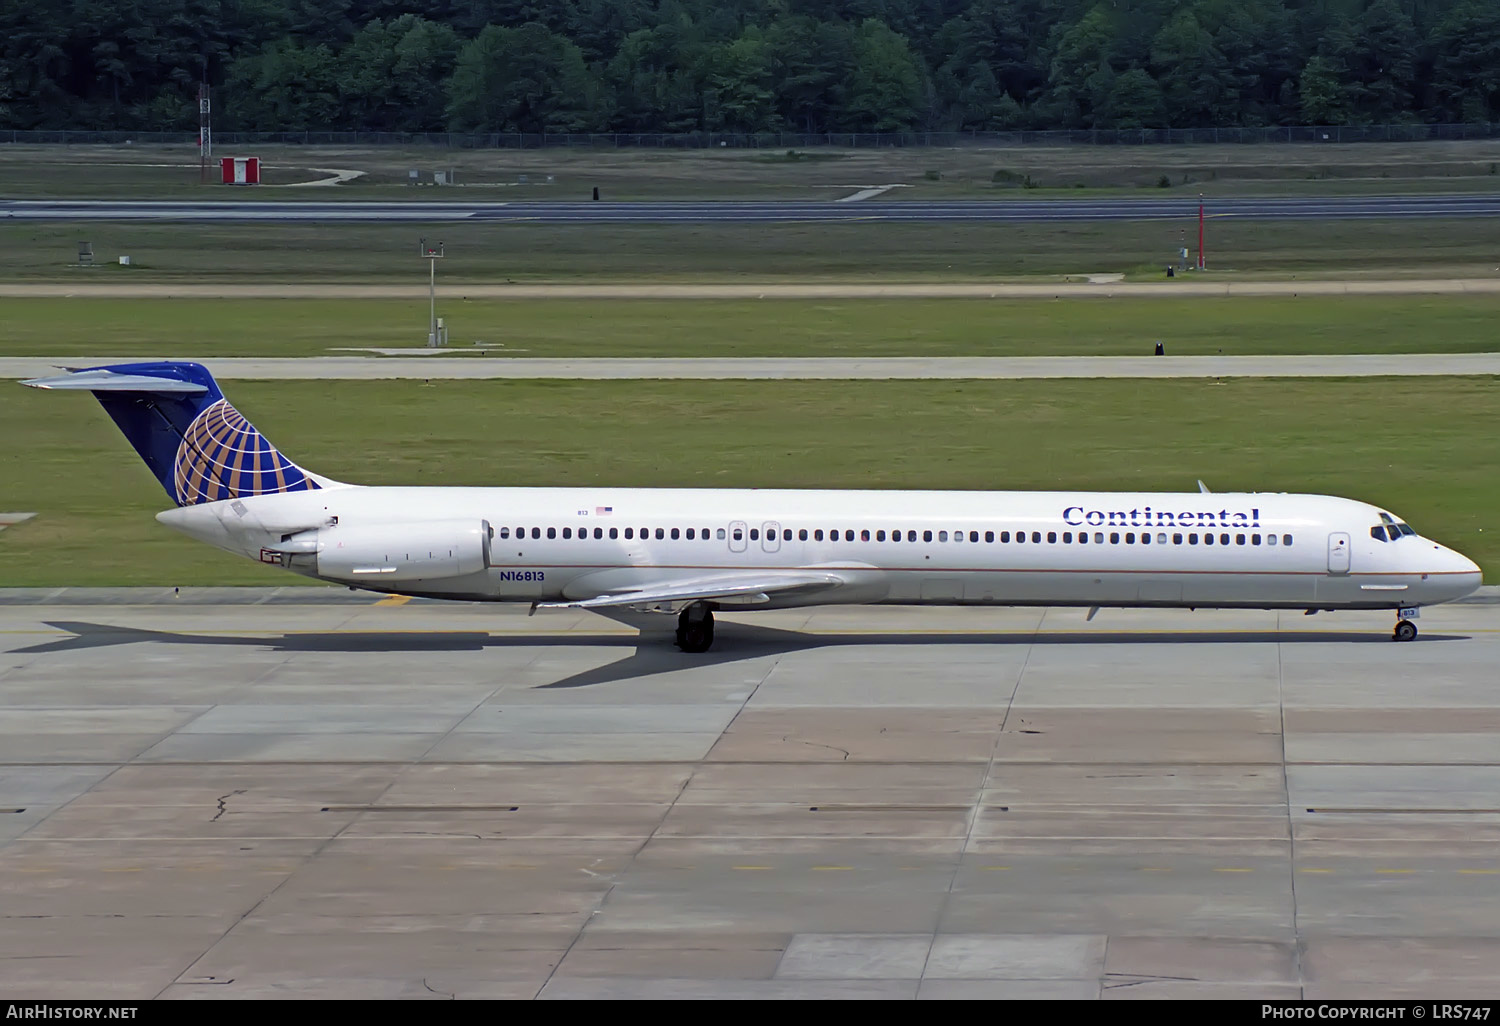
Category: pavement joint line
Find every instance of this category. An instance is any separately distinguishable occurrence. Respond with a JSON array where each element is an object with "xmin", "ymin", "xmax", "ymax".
[{"xmin": 12, "ymin": 625, "xmax": 1500, "ymax": 638}]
